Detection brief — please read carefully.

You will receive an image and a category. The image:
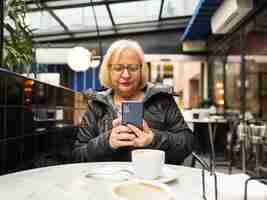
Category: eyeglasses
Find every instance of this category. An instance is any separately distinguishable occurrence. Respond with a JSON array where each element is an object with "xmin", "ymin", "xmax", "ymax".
[{"xmin": 109, "ymin": 64, "xmax": 142, "ymax": 73}]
